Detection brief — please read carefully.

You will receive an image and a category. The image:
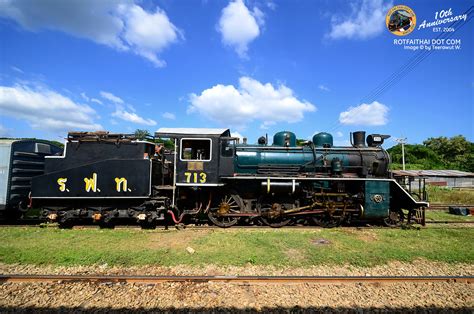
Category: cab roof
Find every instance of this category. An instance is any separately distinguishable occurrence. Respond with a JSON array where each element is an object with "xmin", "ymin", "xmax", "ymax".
[{"xmin": 155, "ymin": 128, "xmax": 231, "ymax": 138}]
